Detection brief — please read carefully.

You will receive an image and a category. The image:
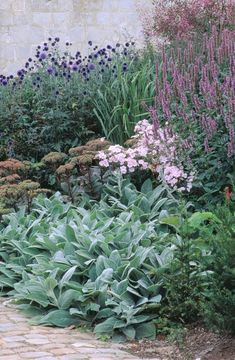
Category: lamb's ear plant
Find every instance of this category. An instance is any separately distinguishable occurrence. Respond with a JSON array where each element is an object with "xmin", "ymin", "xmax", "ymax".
[
  {"xmin": 0, "ymin": 176, "xmax": 178, "ymax": 339},
  {"xmin": 0, "ymin": 179, "xmax": 234, "ymax": 338}
]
